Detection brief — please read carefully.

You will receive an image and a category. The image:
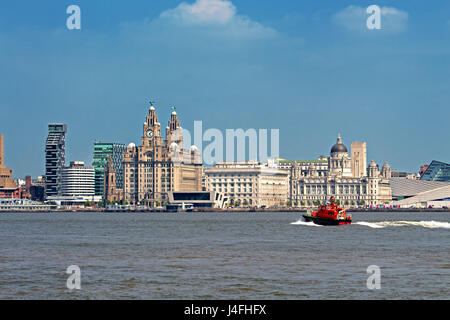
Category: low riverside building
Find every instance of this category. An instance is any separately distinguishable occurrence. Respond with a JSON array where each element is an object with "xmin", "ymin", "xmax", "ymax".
[
  {"xmin": 0, "ymin": 198, "xmax": 57, "ymax": 211},
  {"xmin": 390, "ymin": 177, "xmax": 450, "ymax": 208},
  {"xmin": 204, "ymin": 161, "xmax": 289, "ymax": 208},
  {"xmin": 167, "ymin": 191, "xmax": 225, "ymax": 209}
]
